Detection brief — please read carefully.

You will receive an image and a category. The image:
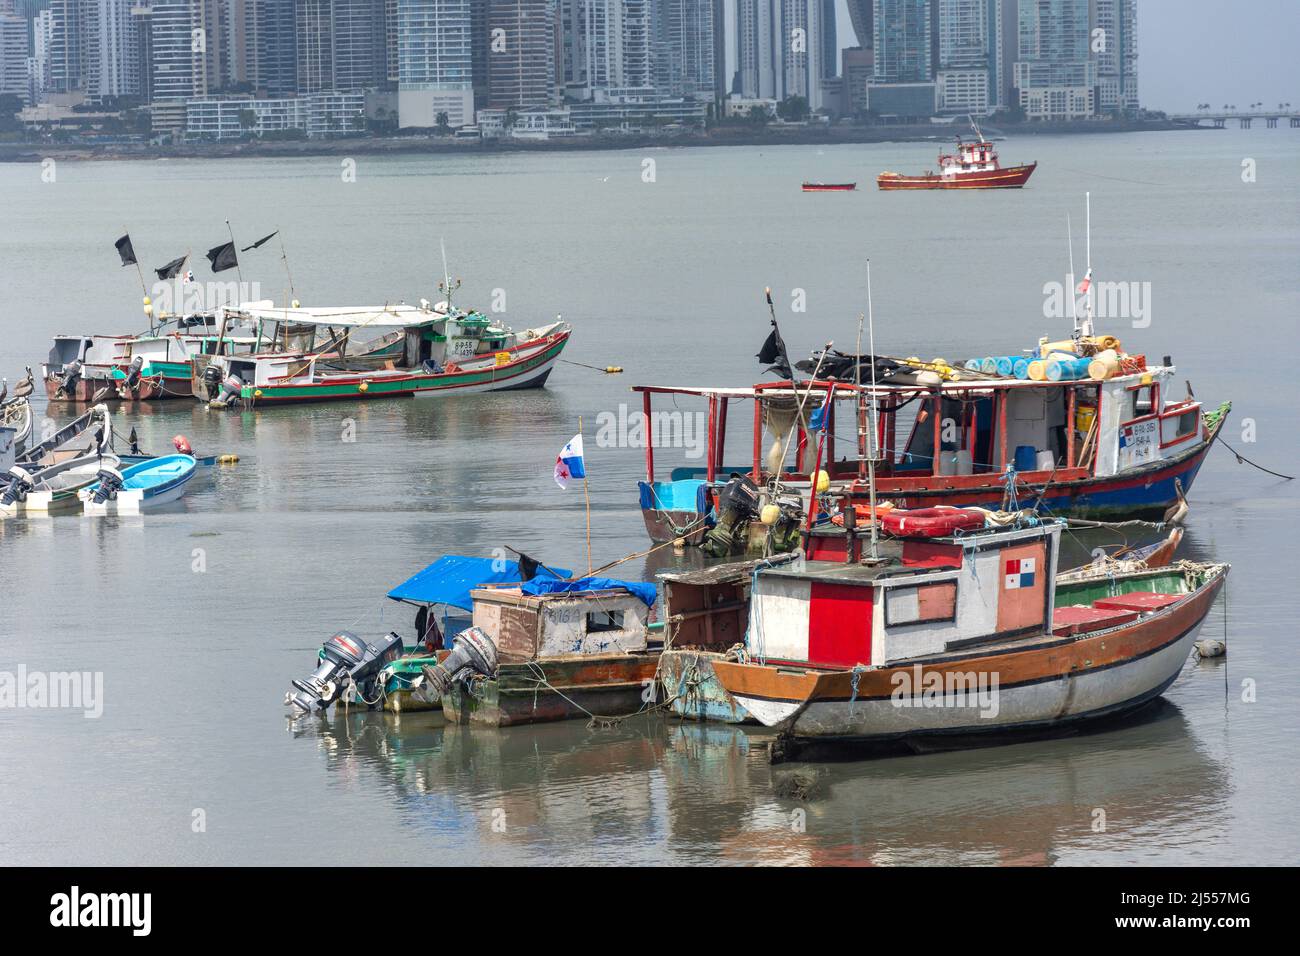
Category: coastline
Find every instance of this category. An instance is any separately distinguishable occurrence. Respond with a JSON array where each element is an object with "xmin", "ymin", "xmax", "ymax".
[{"xmin": 0, "ymin": 119, "xmax": 1201, "ymax": 164}]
